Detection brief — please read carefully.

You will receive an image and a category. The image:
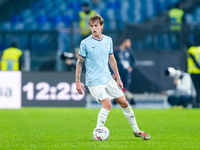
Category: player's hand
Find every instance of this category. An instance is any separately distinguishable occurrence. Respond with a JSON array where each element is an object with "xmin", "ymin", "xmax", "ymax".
[
  {"xmin": 76, "ymin": 82, "xmax": 85, "ymax": 95},
  {"xmin": 116, "ymin": 78, "xmax": 124, "ymax": 89}
]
